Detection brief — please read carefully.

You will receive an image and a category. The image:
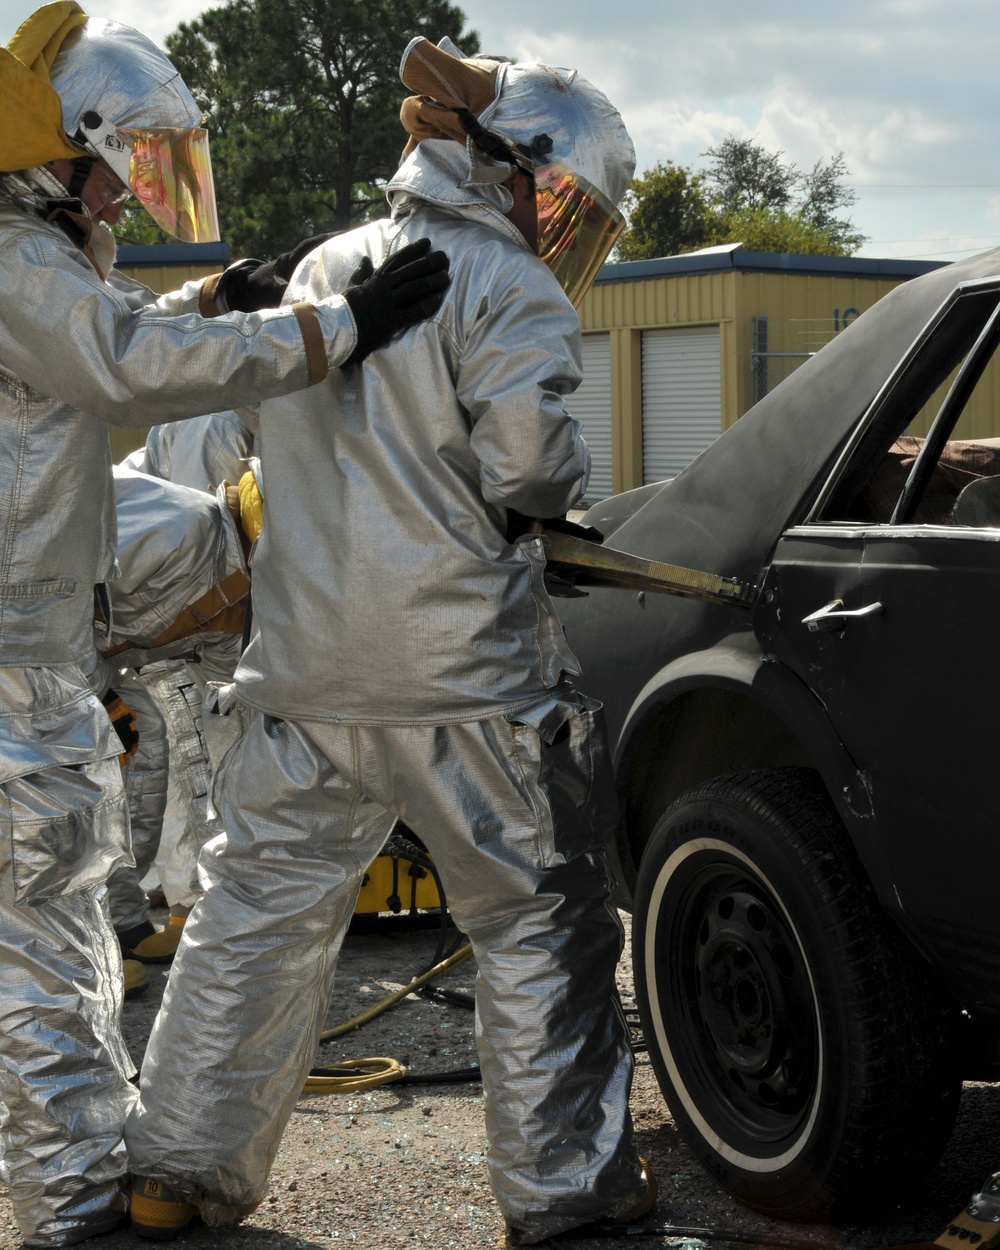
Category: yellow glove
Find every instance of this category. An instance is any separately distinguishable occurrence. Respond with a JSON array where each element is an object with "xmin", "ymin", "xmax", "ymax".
[{"xmin": 238, "ymin": 469, "xmax": 263, "ymax": 545}]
